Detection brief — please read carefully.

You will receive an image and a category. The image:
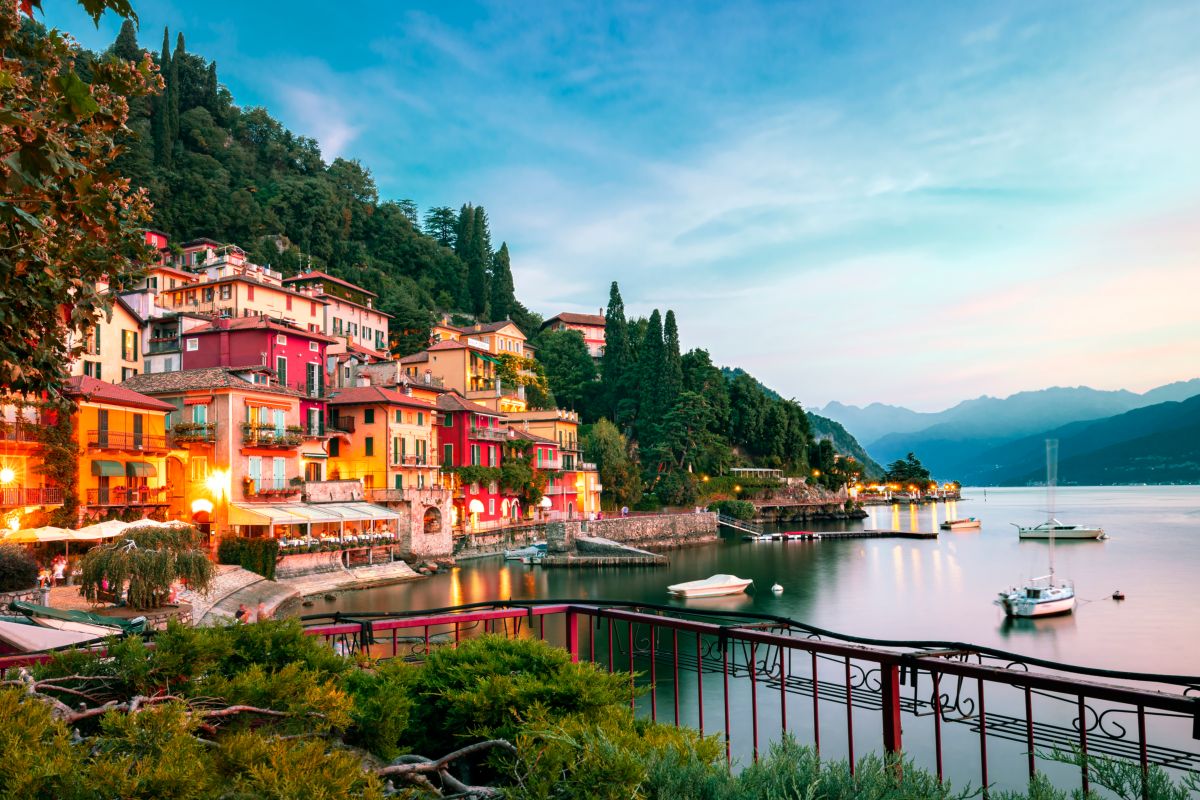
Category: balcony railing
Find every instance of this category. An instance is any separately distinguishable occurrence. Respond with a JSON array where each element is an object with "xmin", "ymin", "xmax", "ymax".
[
  {"xmin": 537, "ymin": 458, "xmax": 564, "ymax": 471},
  {"xmin": 146, "ymin": 337, "xmax": 180, "ymax": 354},
  {"xmin": 171, "ymin": 422, "xmax": 215, "ymax": 444},
  {"xmin": 577, "ymin": 461, "xmax": 598, "ymax": 471},
  {"xmin": 544, "ymin": 485, "xmax": 573, "ymax": 496},
  {"xmin": 0, "ymin": 420, "xmax": 50, "ymax": 444},
  {"xmin": 241, "ymin": 423, "xmax": 303, "ymax": 449},
  {"xmin": 469, "ymin": 425, "xmax": 509, "ymax": 442},
  {"xmin": 392, "ymin": 454, "xmax": 436, "ymax": 467},
  {"xmin": 303, "ymin": 424, "xmax": 328, "ymax": 438},
  {"xmin": 87, "ymin": 430, "xmax": 169, "ymax": 453},
  {"xmin": 328, "ymin": 416, "xmax": 355, "ymax": 434},
  {"xmin": 243, "ymin": 478, "xmax": 302, "ymax": 497},
  {"xmin": 368, "ymin": 486, "xmax": 447, "ymax": 504},
  {"xmin": 0, "ymin": 487, "xmax": 64, "ymax": 507},
  {"xmin": 86, "ymin": 485, "xmax": 168, "ymax": 507}
]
